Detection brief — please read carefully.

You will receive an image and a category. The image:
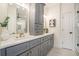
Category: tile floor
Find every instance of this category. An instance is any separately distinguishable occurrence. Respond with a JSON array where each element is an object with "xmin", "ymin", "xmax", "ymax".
[{"xmin": 47, "ymin": 48, "xmax": 77, "ymax": 56}]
